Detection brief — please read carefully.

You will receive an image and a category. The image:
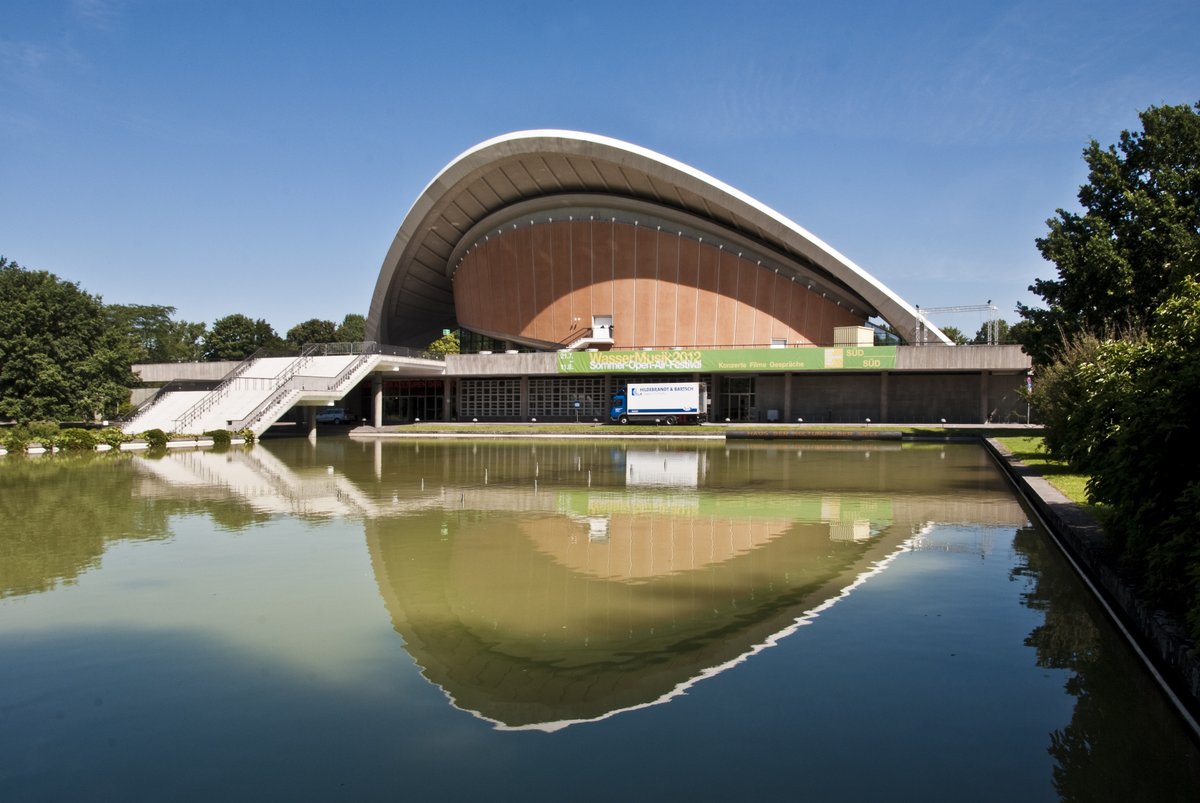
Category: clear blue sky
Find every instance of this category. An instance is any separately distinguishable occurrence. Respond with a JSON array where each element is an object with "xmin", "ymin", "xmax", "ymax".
[{"xmin": 2, "ymin": 0, "xmax": 1196, "ymax": 338}]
